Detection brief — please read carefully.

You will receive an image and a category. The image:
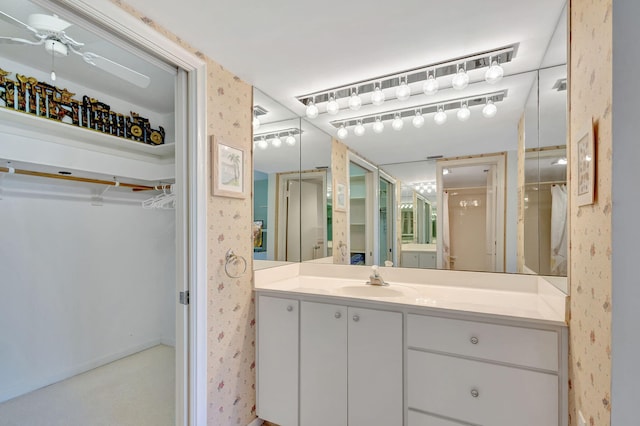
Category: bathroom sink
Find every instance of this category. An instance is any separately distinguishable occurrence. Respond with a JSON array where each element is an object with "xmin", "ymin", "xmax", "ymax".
[{"xmin": 336, "ymin": 285, "xmax": 406, "ymax": 298}]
